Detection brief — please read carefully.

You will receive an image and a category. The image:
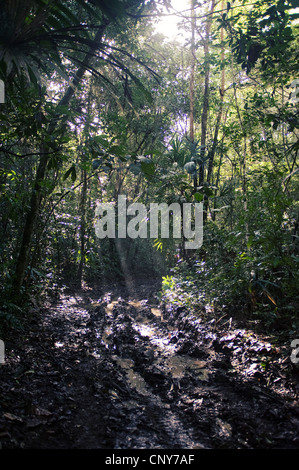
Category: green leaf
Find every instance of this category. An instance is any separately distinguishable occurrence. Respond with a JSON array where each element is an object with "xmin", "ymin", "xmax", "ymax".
[
  {"xmin": 63, "ymin": 165, "xmax": 76, "ymax": 182},
  {"xmin": 109, "ymin": 145, "xmax": 126, "ymax": 157},
  {"xmin": 153, "ymin": 238, "xmax": 163, "ymax": 252},
  {"xmin": 194, "ymin": 192, "xmax": 204, "ymax": 202},
  {"xmin": 247, "ymin": 234, "xmax": 254, "ymax": 249},
  {"xmin": 89, "ymin": 0, "xmax": 126, "ymax": 19},
  {"xmin": 141, "ymin": 159, "xmax": 155, "ymax": 176}
]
